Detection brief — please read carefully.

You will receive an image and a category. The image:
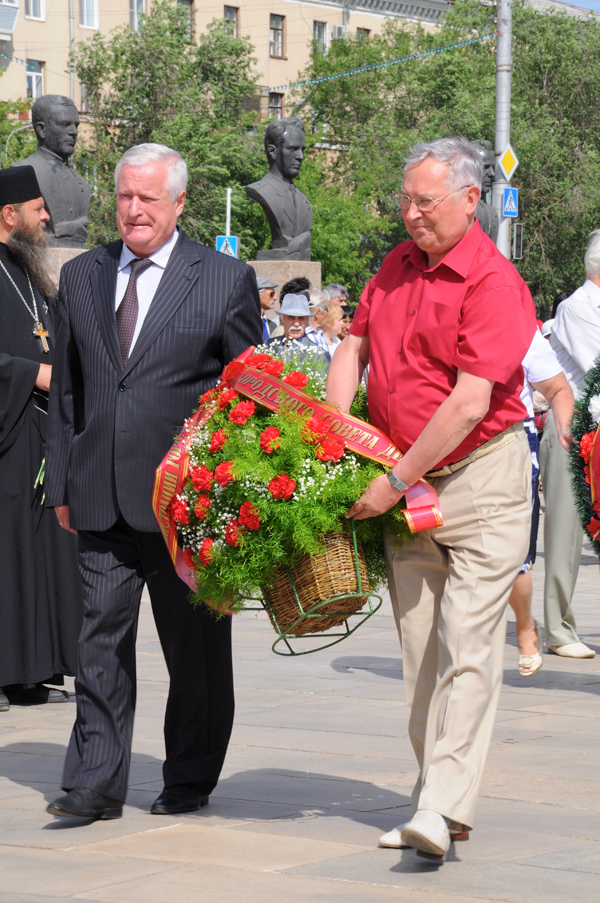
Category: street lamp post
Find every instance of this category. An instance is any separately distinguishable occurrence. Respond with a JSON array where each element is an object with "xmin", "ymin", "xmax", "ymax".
[{"xmin": 493, "ymin": 0, "xmax": 513, "ymax": 259}]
